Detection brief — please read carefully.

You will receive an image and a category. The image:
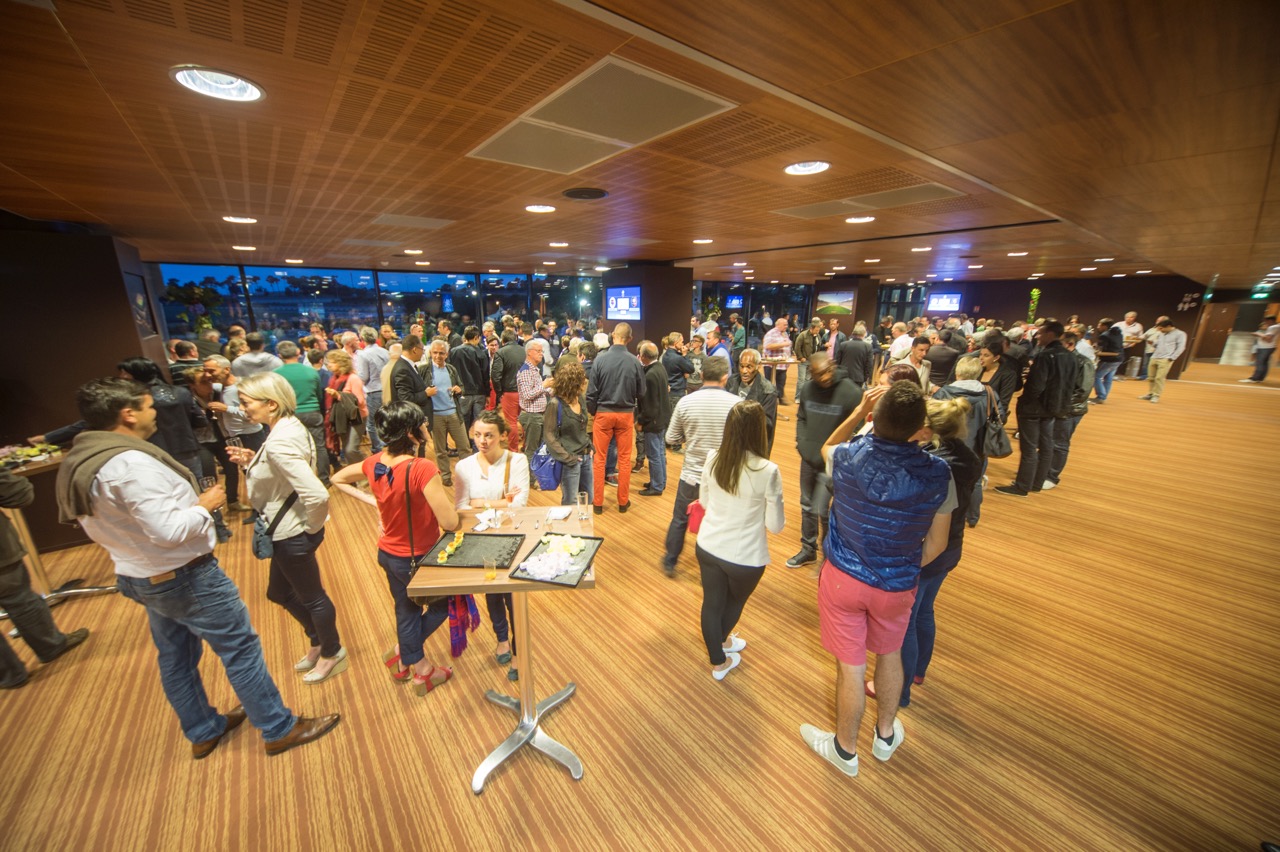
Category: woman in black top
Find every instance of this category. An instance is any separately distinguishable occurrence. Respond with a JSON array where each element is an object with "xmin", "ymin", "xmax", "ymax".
[
  {"xmin": 977, "ymin": 341, "xmax": 1019, "ymax": 421},
  {"xmin": 543, "ymin": 361, "xmax": 592, "ymax": 506}
]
